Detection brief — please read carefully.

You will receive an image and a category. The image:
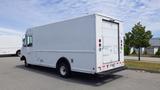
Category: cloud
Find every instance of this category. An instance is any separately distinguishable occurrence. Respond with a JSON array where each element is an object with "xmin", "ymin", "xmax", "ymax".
[
  {"xmin": 0, "ymin": 27, "xmax": 23, "ymax": 36},
  {"xmin": 0, "ymin": 0, "xmax": 159, "ymax": 37}
]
